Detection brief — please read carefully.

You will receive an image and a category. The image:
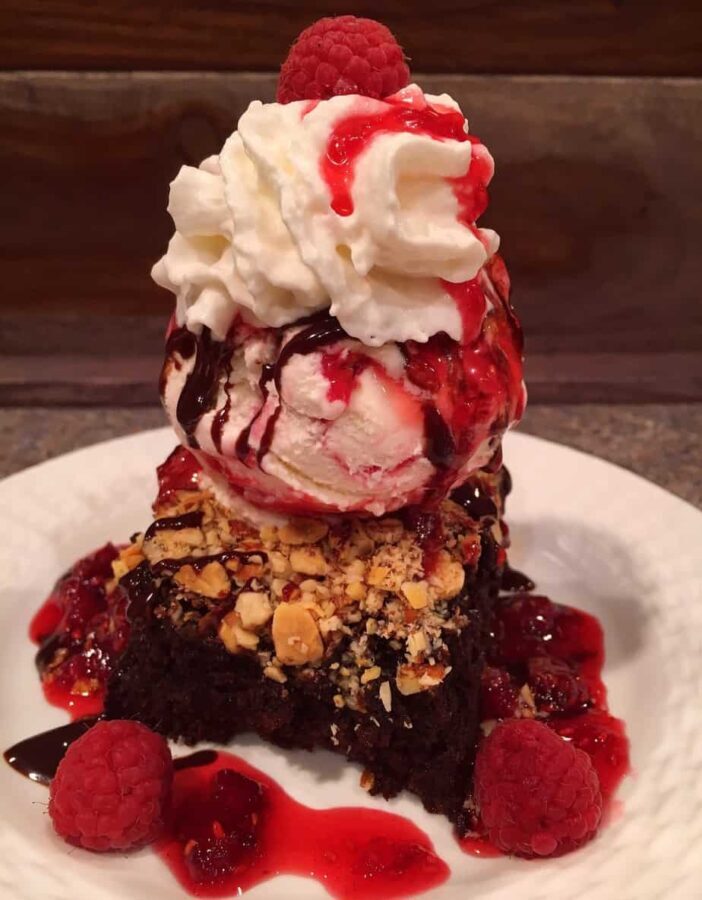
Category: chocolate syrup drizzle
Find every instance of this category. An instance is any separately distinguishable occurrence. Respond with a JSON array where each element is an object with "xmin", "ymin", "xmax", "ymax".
[
  {"xmin": 4, "ymin": 718, "xmax": 99, "ymax": 785},
  {"xmin": 451, "ymin": 482, "xmax": 498, "ymax": 520},
  {"xmin": 144, "ymin": 511, "xmax": 204, "ymax": 540},
  {"xmin": 166, "ymin": 327, "xmax": 231, "ymax": 450},
  {"xmin": 235, "ymin": 313, "xmax": 346, "ymax": 465},
  {"xmin": 3, "ymin": 719, "xmax": 217, "ymax": 786}
]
